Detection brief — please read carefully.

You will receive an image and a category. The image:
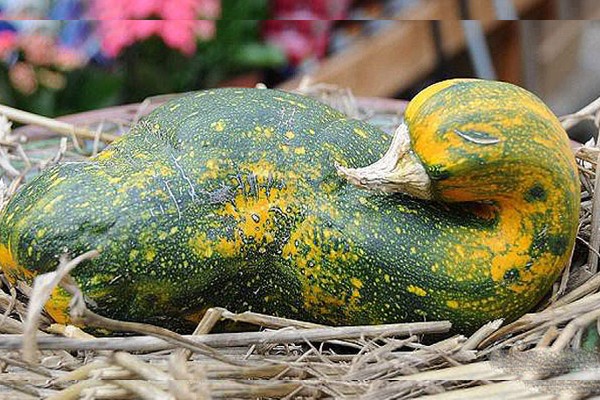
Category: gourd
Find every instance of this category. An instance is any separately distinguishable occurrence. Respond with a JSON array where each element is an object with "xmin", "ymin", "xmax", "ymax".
[{"xmin": 0, "ymin": 79, "xmax": 580, "ymax": 333}]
